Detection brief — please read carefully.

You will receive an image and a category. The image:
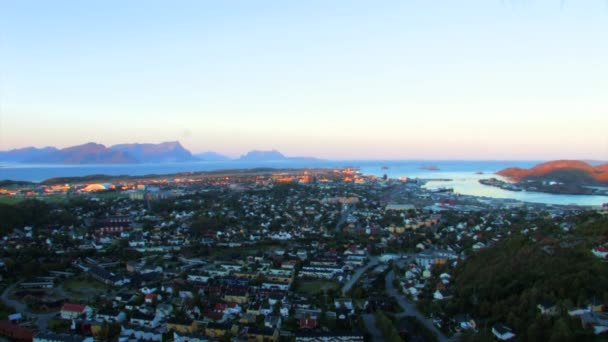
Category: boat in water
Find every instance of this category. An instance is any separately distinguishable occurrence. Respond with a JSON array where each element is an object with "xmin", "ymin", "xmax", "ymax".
[{"xmin": 420, "ymin": 165, "xmax": 440, "ymax": 171}]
